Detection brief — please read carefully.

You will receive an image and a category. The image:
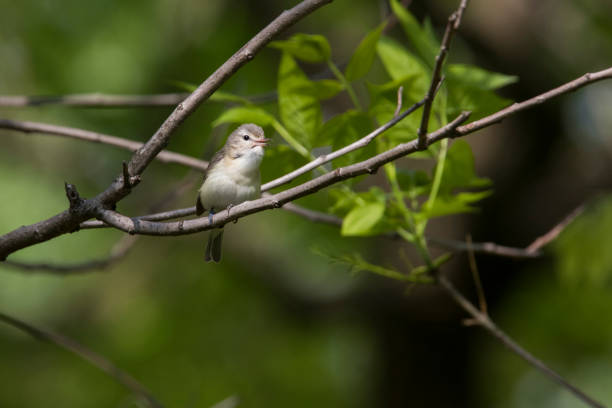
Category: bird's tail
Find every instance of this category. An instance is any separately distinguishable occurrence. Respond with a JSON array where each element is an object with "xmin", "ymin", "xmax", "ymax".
[{"xmin": 205, "ymin": 229, "xmax": 224, "ymax": 263}]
